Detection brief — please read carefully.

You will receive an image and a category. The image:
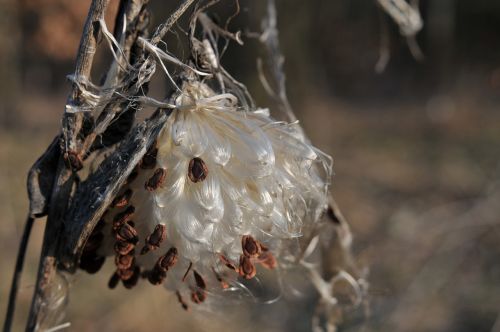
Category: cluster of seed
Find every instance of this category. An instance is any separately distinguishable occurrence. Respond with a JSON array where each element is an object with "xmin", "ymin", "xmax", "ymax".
[
  {"xmin": 106, "ymin": 144, "xmax": 165, "ymax": 289},
  {"xmin": 80, "ymin": 140, "xmax": 278, "ymax": 311},
  {"xmin": 216, "ymin": 235, "xmax": 277, "ymax": 284},
  {"xmin": 108, "ymin": 203, "xmax": 141, "ymax": 289}
]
